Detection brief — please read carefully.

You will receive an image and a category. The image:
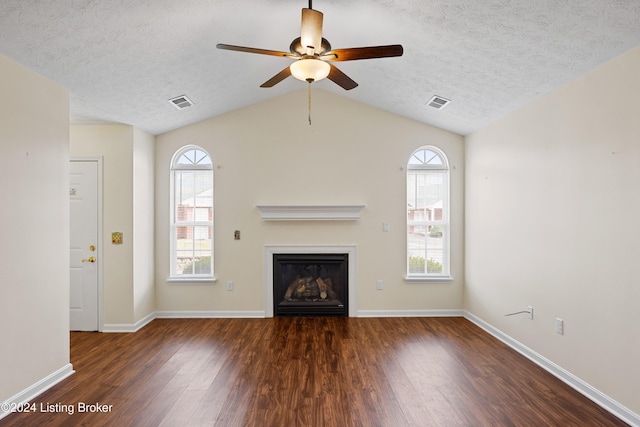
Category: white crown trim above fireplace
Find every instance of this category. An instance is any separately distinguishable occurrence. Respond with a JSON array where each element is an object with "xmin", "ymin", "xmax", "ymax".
[
  {"xmin": 264, "ymin": 245, "xmax": 357, "ymax": 317},
  {"xmin": 255, "ymin": 205, "xmax": 366, "ymax": 220}
]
